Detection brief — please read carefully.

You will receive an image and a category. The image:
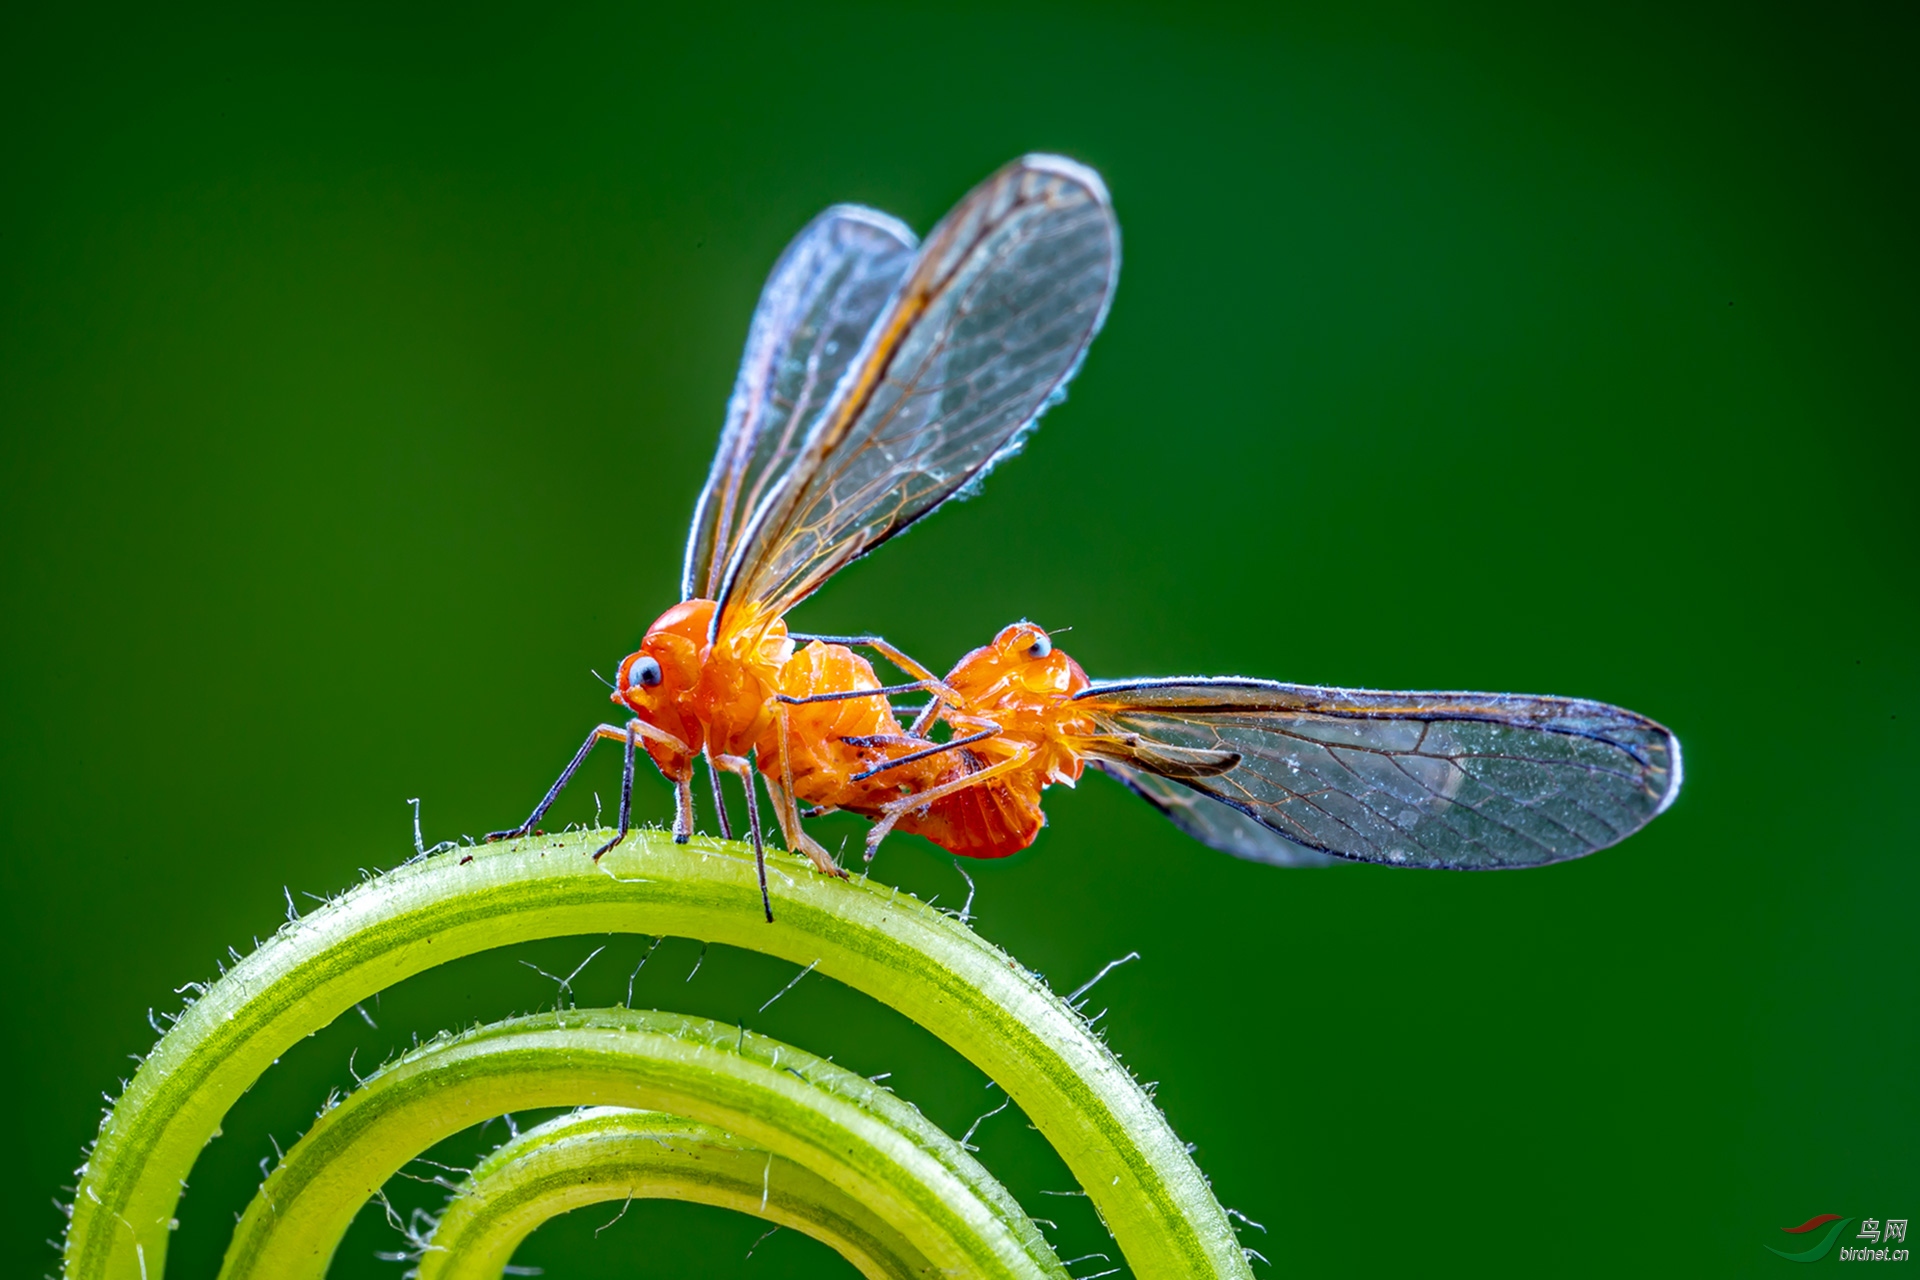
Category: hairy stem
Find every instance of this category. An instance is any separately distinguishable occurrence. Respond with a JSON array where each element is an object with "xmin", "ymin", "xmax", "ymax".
[
  {"xmin": 68, "ymin": 830, "xmax": 1252, "ymax": 1280},
  {"xmin": 223, "ymin": 1011, "xmax": 1053, "ymax": 1278},
  {"xmin": 416, "ymin": 1106, "xmax": 936, "ymax": 1280}
]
